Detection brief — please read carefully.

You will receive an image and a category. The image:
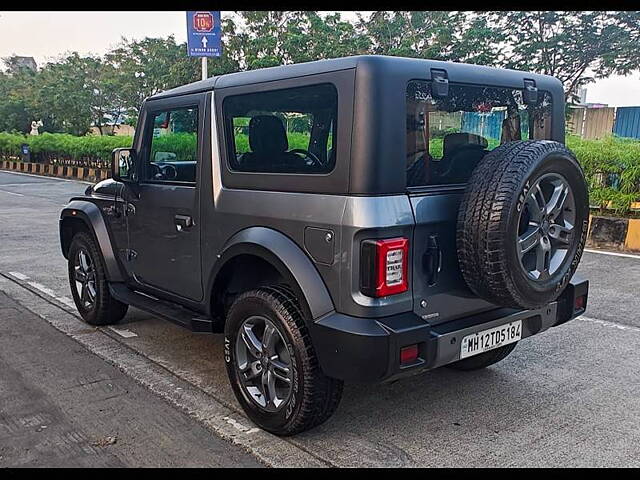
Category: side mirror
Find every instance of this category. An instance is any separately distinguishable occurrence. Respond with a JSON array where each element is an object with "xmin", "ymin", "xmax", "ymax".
[{"xmin": 111, "ymin": 148, "xmax": 137, "ymax": 183}]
